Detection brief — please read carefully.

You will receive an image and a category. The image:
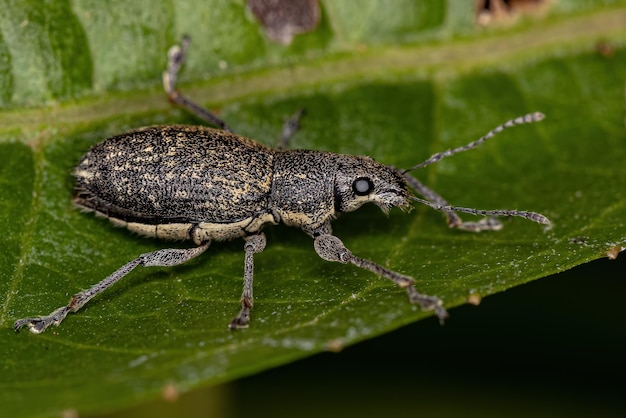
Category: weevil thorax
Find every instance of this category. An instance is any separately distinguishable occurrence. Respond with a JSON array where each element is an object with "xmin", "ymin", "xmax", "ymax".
[{"xmin": 334, "ymin": 155, "xmax": 409, "ymax": 214}]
